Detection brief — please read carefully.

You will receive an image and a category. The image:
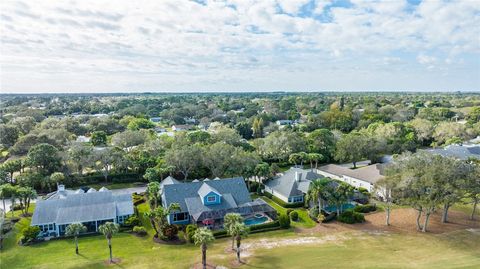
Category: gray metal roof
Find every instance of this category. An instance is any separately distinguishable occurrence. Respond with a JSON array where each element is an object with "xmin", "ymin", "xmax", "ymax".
[
  {"xmin": 161, "ymin": 177, "xmax": 251, "ymax": 214},
  {"xmin": 425, "ymin": 145, "xmax": 480, "ymax": 160},
  {"xmin": 31, "ymin": 191, "xmax": 133, "ymax": 225},
  {"xmin": 197, "ymin": 183, "xmax": 221, "ymax": 198},
  {"xmin": 265, "ymin": 168, "xmax": 323, "ymax": 198},
  {"xmin": 185, "ymin": 193, "xmax": 237, "ymax": 221}
]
